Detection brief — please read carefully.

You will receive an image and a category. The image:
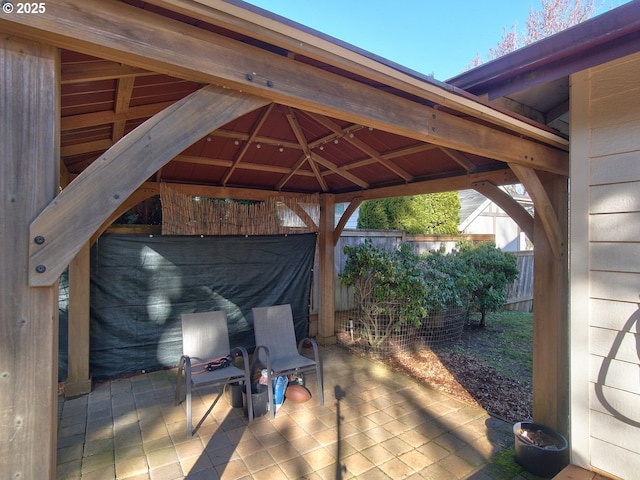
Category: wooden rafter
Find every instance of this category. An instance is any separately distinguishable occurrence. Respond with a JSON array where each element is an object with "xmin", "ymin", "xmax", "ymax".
[
  {"xmin": 310, "ymin": 152, "xmax": 369, "ymax": 189},
  {"xmin": 440, "ymin": 147, "xmax": 477, "ymax": 173},
  {"xmin": 1, "ymin": 0, "xmax": 568, "ymax": 174},
  {"xmin": 174, "ymin": 154, "xmax": 316, "ymax": 177},
  {"xmin": 335, "ymin": 168, "xmax": 518, "ymax": 203},
  {"xmin": 304, "ymin": 112, "xmax": 413, "ymax": 182},
  {"xmin": 286, "ymin": 110, "xmax": 328, "ymax": 191},
  {"xmin": 276, "ymin": 152, "xmax": 309, "ymax": 191},
  {"xmin": 29, "ymin": 85, "xmax": 269, "ymax": 286},
  {"xmin": 142, "ymin": 0, "xmax": 570, "ymax": 149},
  {"xmin": 61, "ymin": 59, "xmax": 153, "ymax": 84},
  {"xmin": 61, "ymin": 102, "xmax": 174, "ymax": 131},
  {"xmin": 222, "ymin": 103, "xmax": 274, "ymax": 186},
  {"xmin": 112, "ymin": 76, "xmax": 135, "ymax": 142}
]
